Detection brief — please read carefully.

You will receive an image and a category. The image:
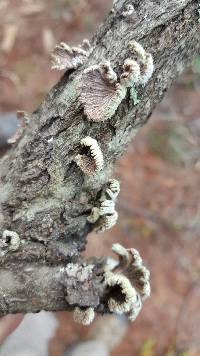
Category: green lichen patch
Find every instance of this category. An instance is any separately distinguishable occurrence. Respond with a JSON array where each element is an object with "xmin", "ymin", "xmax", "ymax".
[{"xmin": 130, "ymin": 86, "xmax": 140, "ymax": 106}]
